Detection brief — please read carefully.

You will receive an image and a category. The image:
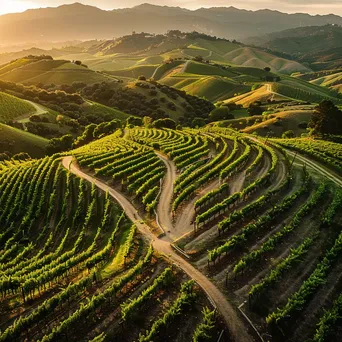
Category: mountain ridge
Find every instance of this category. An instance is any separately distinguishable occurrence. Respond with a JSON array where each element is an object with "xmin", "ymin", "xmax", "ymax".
[{"xmin": 1, "ymin": 3, "xmax": 342, "ymax": 45}]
